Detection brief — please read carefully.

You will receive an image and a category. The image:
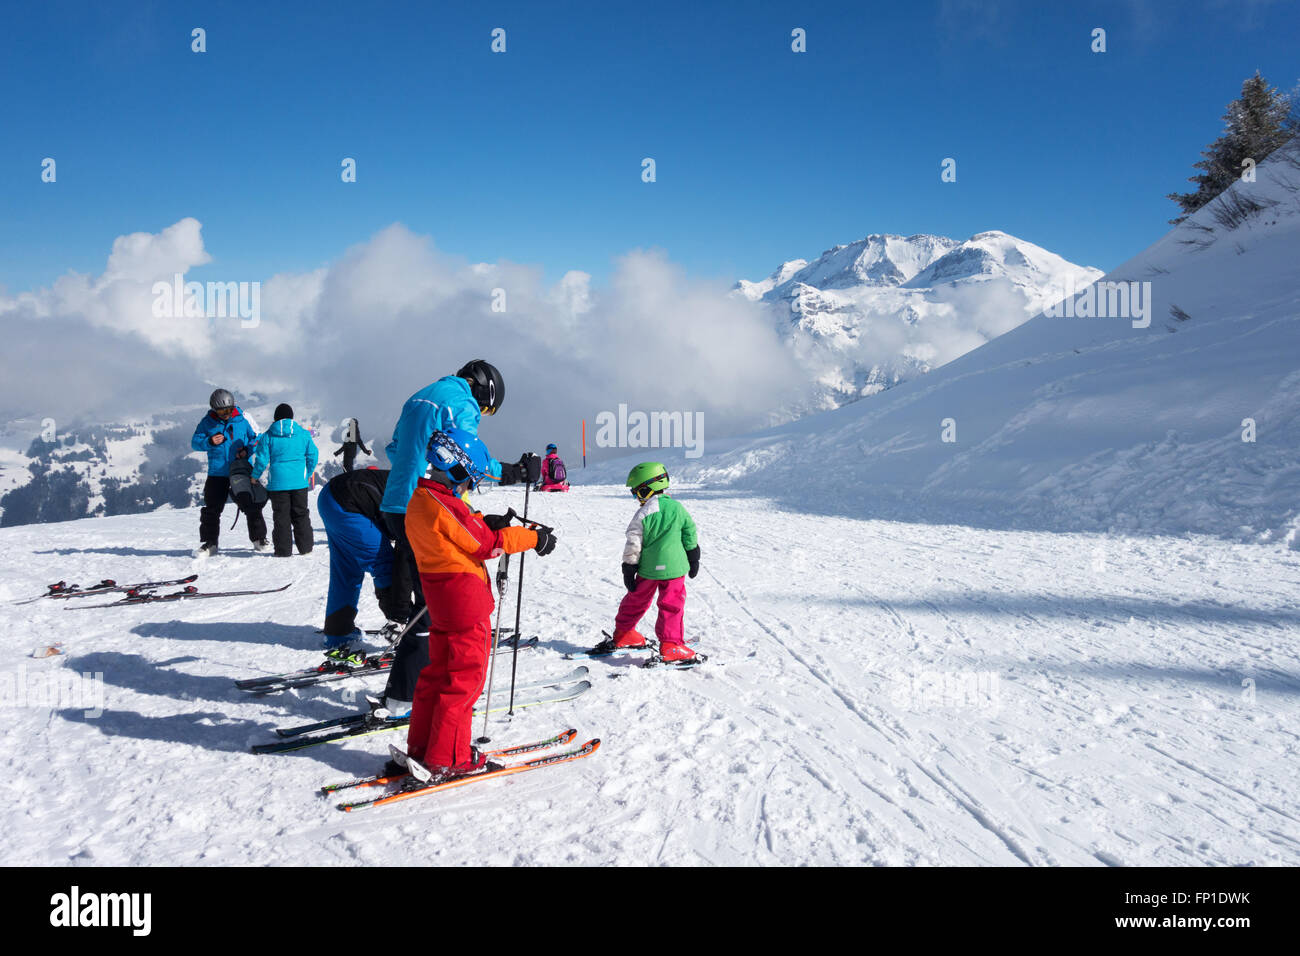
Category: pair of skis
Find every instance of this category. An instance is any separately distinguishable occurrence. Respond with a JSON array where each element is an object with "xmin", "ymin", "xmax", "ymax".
[
  {"xmin": 13, "ymin": 573, "xmax": 198, "ymax": 605},
  {"xmin": 326, "ymin": 729, "xmax": 601, "ymax": 812},
  {"xmin": 250, "ymin": 666, "xmax": 591, "ymax": 754},
  {"xmin": 567, "ymin": 632, "xmax": 708, "ymax": 668},
  {"xmin": 64, "ymin": 582, "xmax": 291, "ymax": 609}
]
